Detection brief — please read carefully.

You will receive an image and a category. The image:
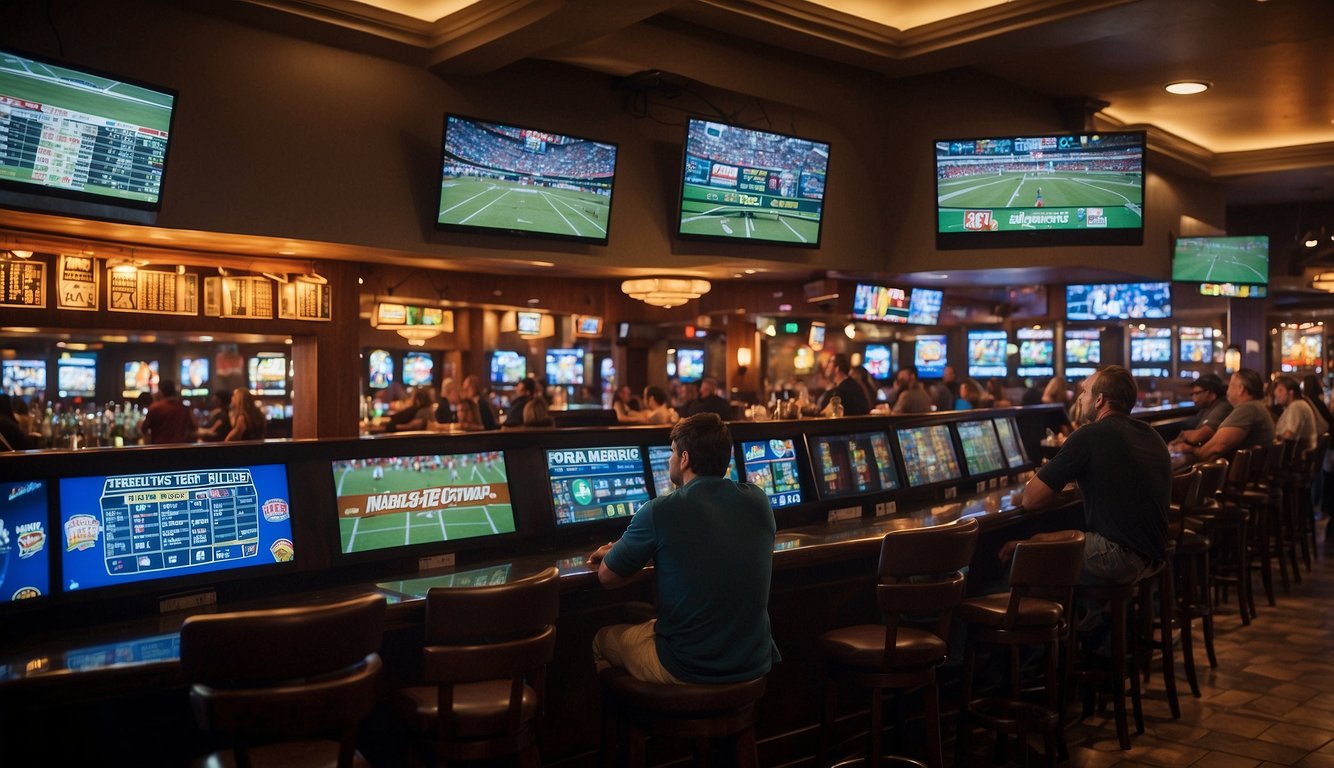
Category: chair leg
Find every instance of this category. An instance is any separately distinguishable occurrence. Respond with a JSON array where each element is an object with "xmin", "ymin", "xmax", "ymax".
[
  {"xmin": 868, "ymin": 686, "xmax": 884, "ymax": 768},
  {"xmin": 819, "ymin": 678, "xmax": 838, "ymax": 766},
  {"xmin": 1158, "ymin": 568, "xmax": 1180, "ymax": 719},
  {"xmin": 735, "ymin": 727, "xmax": 760, "ymax": 768},
  {"xmin": 924, "ymin": 677, "xmax": 944, "ymax": 768},
  {"xmin": 1110, "ymin": 597, "xmax": 1131, "ymax": 750},
  {"xmin": 1178, "ymin": 562, "xmax": 1201, "ymax": 698},
  {"xmin": 954, "ymin": 644, "xmax": 976, "ymax": 768}
]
